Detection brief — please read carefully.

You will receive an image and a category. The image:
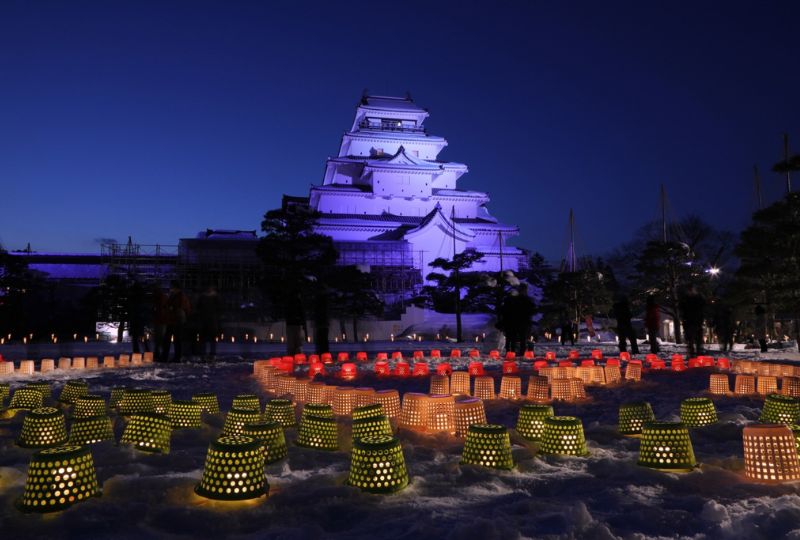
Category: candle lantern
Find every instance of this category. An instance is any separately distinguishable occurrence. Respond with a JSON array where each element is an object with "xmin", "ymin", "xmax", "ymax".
[
  {"xmin": 303, "ymin": 403, "xmax": 335, "ymax": 420},
  {"xmin": 412, "ymin": 362, "xmax": 429, "ymax": 376},
  {"xmin": 430, "ymin": 375, "xmax": 450, "ymax": 395},
  {"xmin": 223, "ymin": 408, "xmax": 262, "ymax": 436},
  {"xmin": 451, "ymin": 371, "xmax": 471, "ymax": 395},
  {"xmin": 117, "ymin": 389, "xmax": 155, "ymax": 416},
  {"xmin": 103, "ymin": 356, "xmax": 115, "ymax": 368},
  {"xmin": 374, "ymin": 361, "xmax": 390, "ymax": 376},
  {"xmin": 109, "ymin": 387, "xmax": 127, "ymax": 409},
  {"xmin": 680, "ymin": 397, "xmax": 718, "ymax": 427},
  {"xmin": 436, "ymin": 363, "xmax": 453, "ymax": 376},
  {"xmin": 73, "ymin": 395, "xmax": 106, "ymax": 419},
  {"xmin": 69, "ymin": 415, "xmax": 114, "ymax": 445},
  {"xmin": 539, "ymin": 416, "xmax": 589, "ymax": 456},
  {"xmin": 412, "ymin": 350, "xmax": 424, "ymax": 360},
  {"xmin": 291, "ymin": 378, "xmax": 310, "ymax": 402},
  {"xmin": 19, "ymin": 445, "xmax": 100, "ymax": 513},
  {"xmin": 735, "ymin": 374, "xmax": 756, "ymax": 395},
  {"xmin": 72, "ymin": 357, "xmax": 86, "ymax": 370},
  {"xmin": 516, "ymin": 404, "xmax": 554, "ymax": 441},
  {"xmin": 192, "ymin": 392, "xmax": 220, "ymax": 414},
  {"xmin": 760, "ymin": 394, "xmax": 800, "ymax": 424},
  {"xmin": 0, "ymin": 361, "xmax": 13, "ymax": 376},
  {"xmin": 460, "ymin": 424, "xmax": 514, "ymax": 469},
  {"xmin": 0, "ymin": 382, "xmax": 9, "ymax": 404},
  {"xmin": 130, "ymin": 354, "xmax": 142, "ymax": 366},
  {"xmin": 275, "ymin": 374, "xmax": 294, "ymax": 397},
  {"xmin": 450, "ymin": 349, "xmax": 462, "ymax": 358},
  {"xmin": 352, "ymin": 414, "xmax": 392, "ymax": 441},
  {"xmin": 308, "ymin": 382, "xmax": 327, "ymax": 405},
  {"xmin": 619, "ymin": 352, "xmax": 631, "ymax": 362},
  {"xmin": 505, "ymin": 351, "xmax": 517, "ymax": 361},
  {"xmin": 399, "ymin": 392, "xmax": 430, "ymax": 430},
  {"xmin": 544, "ymin": 351, "xmax": 556, "ymax": 361},
  {"xmin": 10, "ymin": 388, "xmax": 45, "ymax": 411},
  {"xmin": 340, "ymin": 363, "xmax": 358, "ymax": 379},
  {"xmin": 391, "ymin": 351, "xmax": 403, "ymax": 360},
  {"xmin": 17, "ymin": 407, "xmax": 68, "ymax": 448},
  {"xmin": 576, "ymin": 367, "xmax": 592, "ymax": 384},
  {"xmin": 58, "ymin": 357, "xmax": 72, "ymax": 370},
  {"xmin": 580, "ymin": 360, "xmax": 595, "ymax": 368},
  {"xmin": 332, "ymin": 387, "xmax": 357, "ymax": 416},
  {"xmin": 152, "ymin": 390, "xmax": 172, "ymax": 415},
  {"xmin": 758, "ymin": 376, "xmax": 779, "ymax": 396},
  {"xmin": 243, "ymin": 421, "xmax": 288, "ymax": 463},
  {"xmin": 352, "ymin": 403, "xmax": 383, "ymax": 421},
  {"xmin": 393, "ymin": 361, "xmax": 411, "ymax": 377},
  {"xmin": 568, "ymin": 350, "xmax": 580, "ymax": 360},
  {"xmin": 294, "ymin": 353, "xmax": 307, "ymax": 365},
  {"xmin": 296, "ymin": 415, "xmax": 339, "ymax": 450},
  {"xmin": 346, "ymin": 435, "xmax": 409, "ymax": 493},
  {"xmin": 337, "ymin": 352, "xmax": 350, "ymax": 363},
  {"xmin": 143, "ymin": 352, "xmax": 154, "ymax": 363},
  {"xmin": 469, "ymin": 349, "xmax": 481, "ymax": 358},
  {"xmin": 590, "ymin": 366, "xmax": 606, "ymax": 385},
  {"xmin": 637, "ymin": 421, "xmax": 695, "ymax": 471},
  {"xmin": 591, "ymin": 349, "xmax": 603, "ymax": 360},
  {"xmin": 526, "ymin": 376, "xmax": 550, "ymax": 402},
  {"xmin": 86, "ymin": 357, "xmax": 99, "ymax": 369},
  {"xmin": 488, "ymin": 350, "xmax": 500, "ymax": 360},
  {"xmin": 468, "ymin": 362, "xmax": 485, "ymax": 376},
  {"xmin": 569, "ymin": 378, "xmax": 586, "ymax": 400},
  {"xmin": 308, "ymin": 362, "xmax": 326, "ymax": 378},
  {"xmin": 264, "ymin": 399, "xmax": 296, "ymax": 428},
  {"xmin": 618, "ymin": 402, "xmax": 655, "ymax": 436},
  {"xmin": 232, "ymin": 394, "xmax": 261, "ymax": 412},
  {"xmin": 499, "ymin": 375, "xmax": 522, "ymax": 400},
  {"xmin": 27, "ymin": 381, "xmax": 52, "ymax": 400},
  {"xmin": 375, "ymin": 389, "xmax": 401, "ymax": 418},
  {"xmin": 473, "ymin": 376, "xmax": 495, "ymax": 400},
  {"xmin": 502, "ymin": 361, "xmax": 518, "ymax": 374},
  {"xmin": 121, "ymin": 413, "xmax": 172, "ymax": 453},
  {"xmin": 709, "ymin": 374, "xmax": 730, "ymax": 395},
  {"xmin": 550, "ymin": 379, "xmax": 572, "ymax": 401},
  {"xmin": 195, "ymin": 435, "xmax": 268, "ymax": 500},
  {"xmin": 19, "ymin": 359, "xmax": 35, "ymax": 375},
  {"xmin": 717, "ymin": 357, "xmax": 730, "ymax": 369},
  {"xmin": 783, "ymin": 377, "xmax": 800, "ymax": 398},
  {"xmin": 742, "ymin": 424, "xmax": 800, "ymax": 483},
  {"xmin": 625, "ymin": 363, "xmax": 642, "ymax": 382},
  {"xmin": 59, "ymin": 380, "xmax": 89, "ymax": 405},
  {"xmin": 118, "ymin": 354, "xmax": 130, "ymax": 367},
  {"xmin": 430, "ymin": 350, "xmax": 441, "ymax": 359},
  {"xmin": 354, "ymin": 387, "xmax": 376, "ymax": 407},
  {"xmin": 40, "ymin": 359, "xmax": 55, "ymax": 372},
  {"xmin": 523, "ymin": 350, "xmax": 534, "ymax": 360},
  {"xmin": 426, "ymin": 394, "xmax": 456, "ymax": 434},
  {"xmin": 454, "ymin": 398, "xmax": 487, "ymax": 438},
  {"xmin": 168, "ymin": 400, "xmax": 203, "ymax": 428},
  {"xmin": 321, "ymin": 352, "xmax": 333, "ymax": 364}
]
